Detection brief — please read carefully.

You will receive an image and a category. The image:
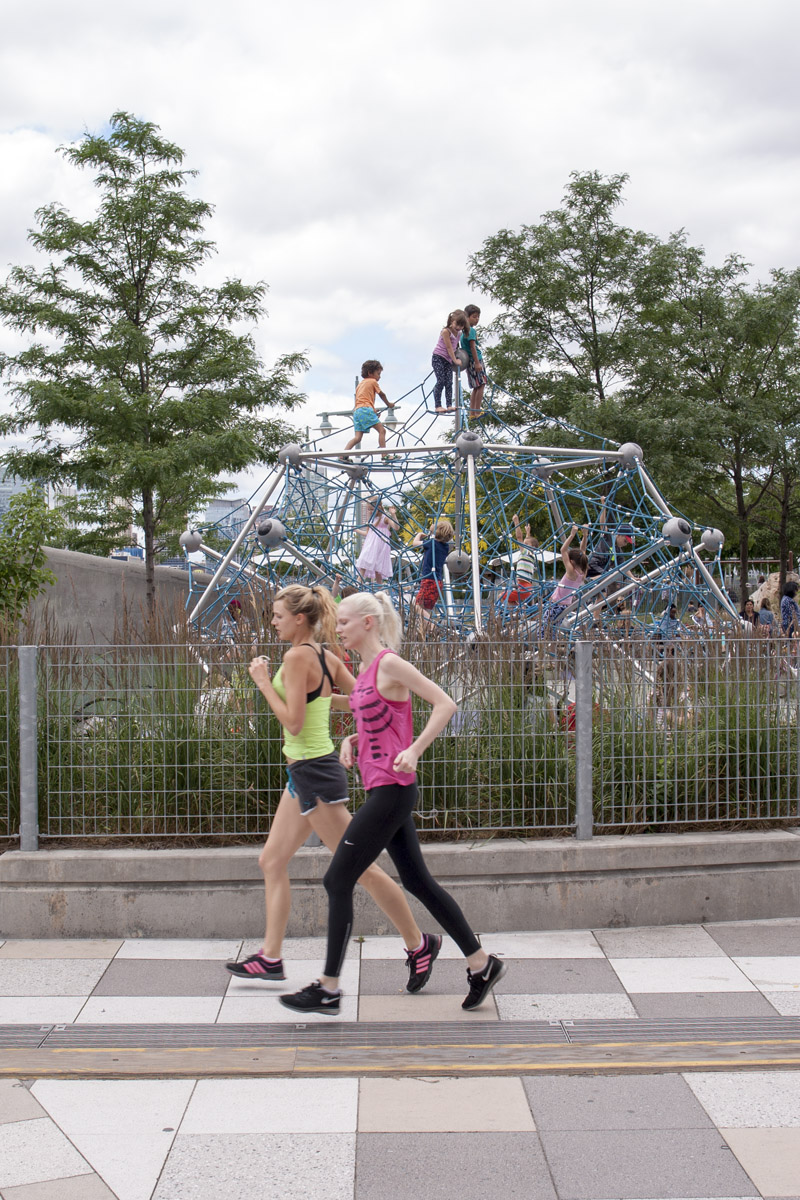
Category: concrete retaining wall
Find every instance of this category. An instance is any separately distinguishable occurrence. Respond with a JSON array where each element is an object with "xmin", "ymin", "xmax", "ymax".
[
  {"xmin": 33, "ymin": 549, "xmax": 211, "ymax": 644},
  {"xmin": 1, "ymin": 829, "xmax": 798, "ymax": 938}
]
